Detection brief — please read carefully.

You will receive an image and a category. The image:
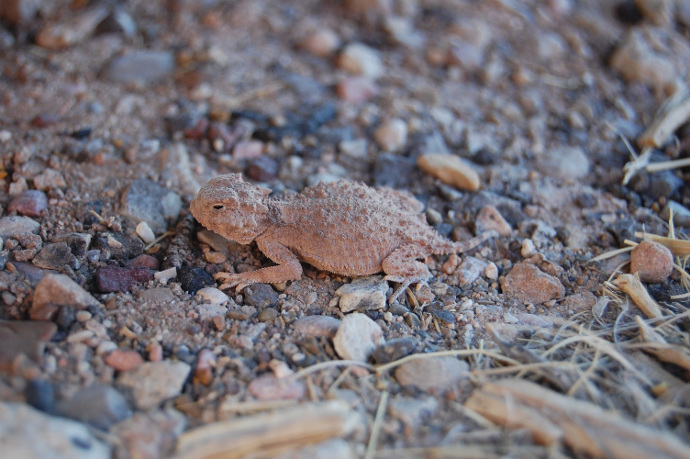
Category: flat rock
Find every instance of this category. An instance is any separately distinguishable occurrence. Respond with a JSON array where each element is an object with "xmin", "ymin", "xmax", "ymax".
[
  {"xmin": 32, "ymin": 242, "xmax": 78, "ymax": 270},
  {"xmin": 137, "ymin": 287, "xmax": 175, "ymax": 303},
  {"xmin": 333, "ymin": 313, "xmax": 384, "ymax": 362},
  {"xmin": 501, "ymin": 263, "xmax": 565, "ymax": 304},
  {"xmin": 630, "ymin": 240, "xmax": 673, "ymax": 283},
  {"xmin": 120, "ymin": 178, "xmax": 182, "ymax": 233},
  {"xmin": 117, "ymin": 361, "xmax": 191, "ymax": 410},
  {"xmin": 0, "ymin": 320, "xmax": 56, "ymax": 373},
  {"xmin": 243, "ymin": 283, "xmax": 279, "ymax": 308},
  {"xmin": 55, "ymin": 384, "xmax": 132, "ymax": 431},
  {"xmin": 335, "ymin": 276, "xmax": 388, "ymax": 313},
  {"xmin": 394, "ymin": 356, "xmax": 469, "ymax": 392},
  {"xmin": 96, "ymin": 265, "xmax": 153, "ymax": 293},
  {"xmin": 0, "ymin": 216, "xmax": 40, "ymax": 239},
  {"xmin": 196, "ymin": 287, "xmax": 230, "ymax": 305},
  {"xmin": 197, "ymin": 302, "xmax": 229, "ymax": 320},
  {"xmin": 8, "ymin": 190, "xmax": 48, "ymax": 217},
  {"xmin": 417, "ymin": 153, "xmax": 480, "ymax": 191},
  {"xmin": 293, "ymin": 315, "xmax": 342, "ymax": 337},
  {"xmin": 0, "ymin": 402, "xmax": 110, "ymax": 459},
  {"xmin": 103, "ymin": 51, "xmax": 176, "ymax": 85},
  {"xmin": 33, "ymin": 272, "xmax": 99, "ymax": 312}
]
